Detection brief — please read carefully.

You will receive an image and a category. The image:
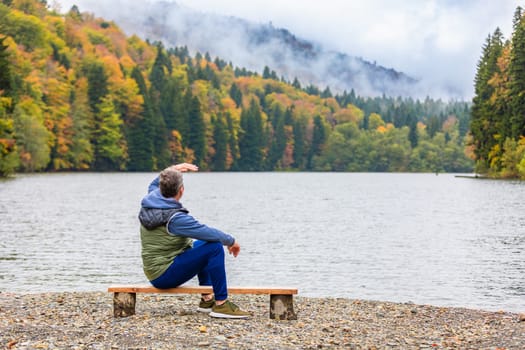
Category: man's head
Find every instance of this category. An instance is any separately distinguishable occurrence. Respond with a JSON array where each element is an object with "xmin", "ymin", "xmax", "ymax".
[{"xmin": 159, "ymin": 166, "xmax": 184, "ymax": 198}]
